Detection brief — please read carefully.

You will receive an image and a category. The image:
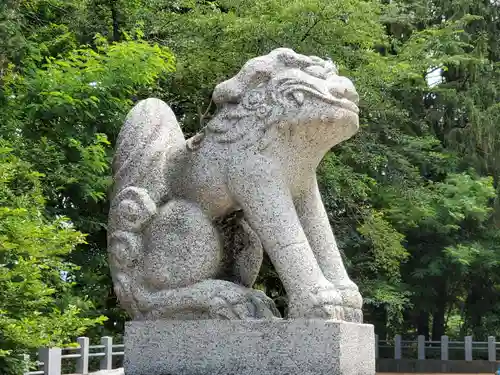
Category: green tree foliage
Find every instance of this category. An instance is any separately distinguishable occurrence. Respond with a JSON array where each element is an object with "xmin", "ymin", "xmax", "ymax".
[
  {"xmin": 1, "ymin": 1, "xmax": 500, "ymax": 365},
  {"xmin": 379, "ymin": 0, "xmax": 500, "ymax": 339},
  {"xmin": 0, "ymin": 145, "xmax": 106, "ymax": 374},
  {"xmin": 0, "ymin": 5, "xmax": 175, "ymax": 371},
  {"xmin": 1, "ymin": 30, "xmax": 175, "ymax": 339}
]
